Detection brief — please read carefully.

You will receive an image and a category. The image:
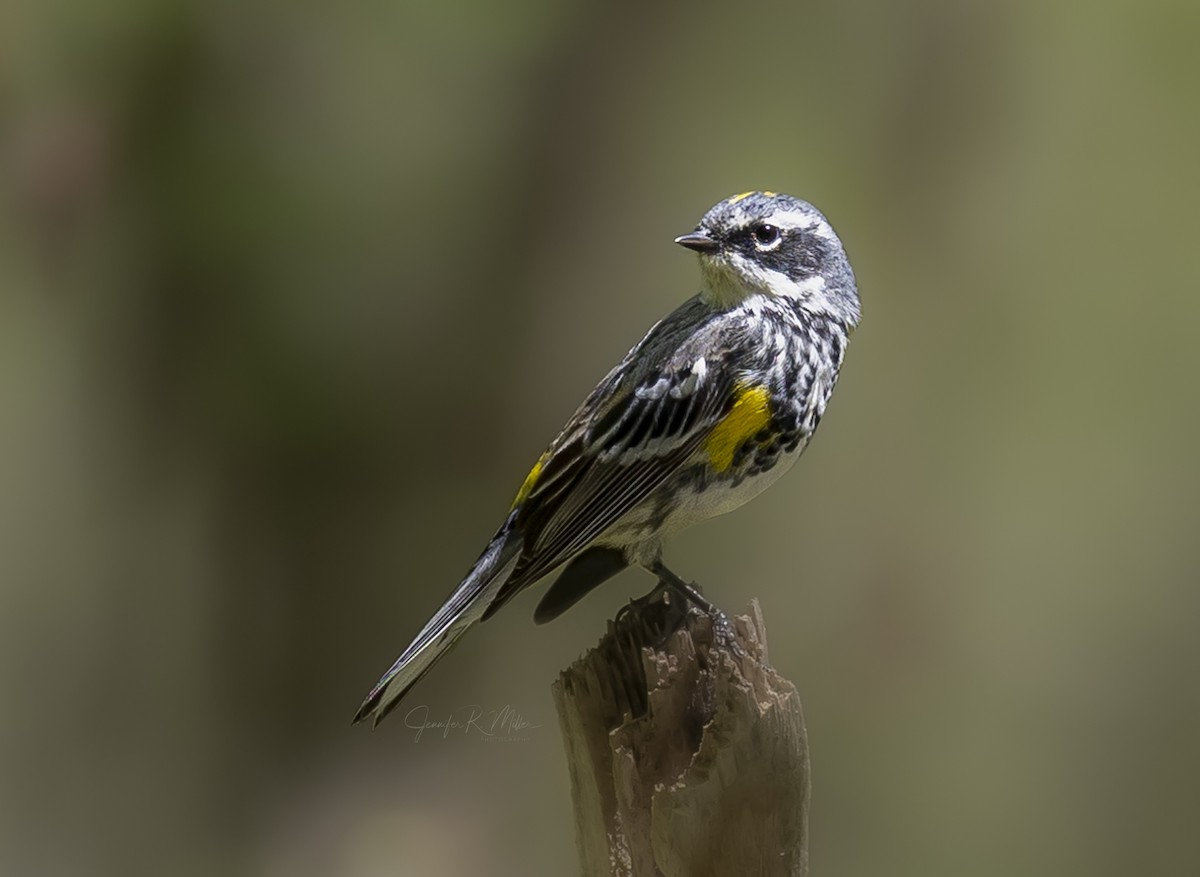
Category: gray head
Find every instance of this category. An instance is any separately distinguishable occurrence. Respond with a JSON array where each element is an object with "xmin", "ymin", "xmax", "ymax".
[{"xmin": 676, "ymin": 191, "xmax": 860, "ymax": 327}]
